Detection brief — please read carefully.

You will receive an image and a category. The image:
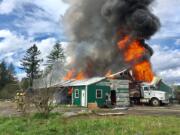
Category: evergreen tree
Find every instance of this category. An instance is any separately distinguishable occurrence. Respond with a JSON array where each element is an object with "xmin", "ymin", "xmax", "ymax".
[
  {"xmin": 46, "ymin": 42, "xmax": 65, "ymax": 72},
  {"xmin": 0, "ymin": 61, "xmax": 8, "ymax": 89},
  {"xmin": 20, "ymin": 77, "xmax": 29, "ymax": 90},
  {"xmin": 7, "ymin": 63, "xmax": 16, "ymax": 82},
  {"xmin": 8, "ymin": 63, "xmax": 16, "ymax": 75},
  {"xmin": 21, "ymin": 44, "xmax": 42, "ymax": 87}
]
